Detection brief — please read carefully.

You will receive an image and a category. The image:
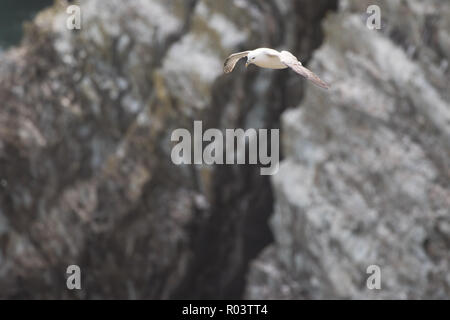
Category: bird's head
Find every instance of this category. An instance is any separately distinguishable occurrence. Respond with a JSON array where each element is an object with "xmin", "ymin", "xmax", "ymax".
[{"xmin": 245, "ymin": 53, "xmax": 257, "ymax": 68}]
